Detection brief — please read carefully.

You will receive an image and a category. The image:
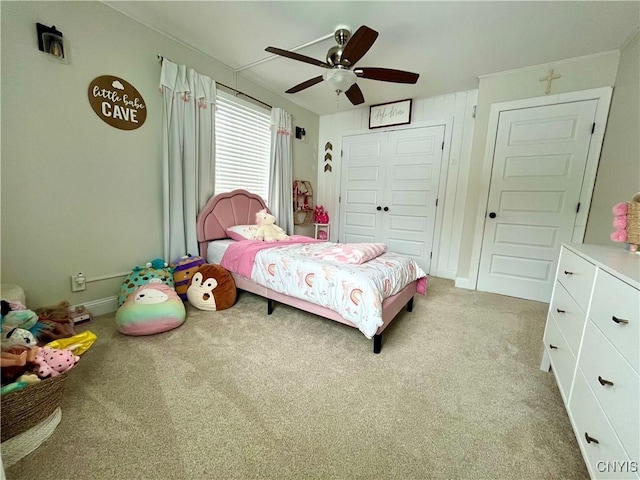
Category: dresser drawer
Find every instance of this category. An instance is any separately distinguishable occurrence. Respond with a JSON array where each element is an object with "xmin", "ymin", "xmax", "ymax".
[
  {"xmin": 579, "ymin": 321, "xmax": 640, "ymax": 460},
  {"xmin": 550, "ymin": 281, "xmax": 587, "ymax": 356},
  {"xmin": 590, "ymin": 269, "xmax": 640, "ymax": 372},
  {"xmin": 543, "ymin": 314, "xmax": 576, "ymax": 404},
  {"xmin": 557, "ymin": 247, "xmax": 597, "ymax": 309},
  {"xmin": 570, "ymin": 370, "xmax": 637, "ymax": 479}
]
